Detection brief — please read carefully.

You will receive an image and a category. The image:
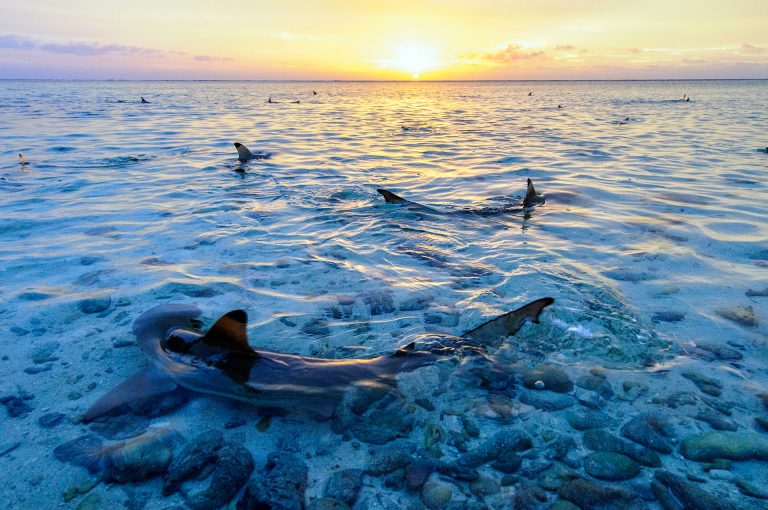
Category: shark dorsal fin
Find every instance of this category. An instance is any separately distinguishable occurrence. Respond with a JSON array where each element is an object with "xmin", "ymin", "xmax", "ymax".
[
  {"xmin": 462, "ymin": 297, "xmax": 554, "ymax": 344},
  {"xmin": 234, "ymin": 142, "xmax": 254, "ymax": 162},
  {"xmin": 201, "ymin": 310, "xmax": 255, "ymax": 353},
  {"xmin": 393, "ymin": 341, "xmax": 416, "ymax": 357},
  {"xmin": 523, "ymin": 178, "xmax": 544, "ymax": 208},
  {"xmin": 377, "ymin": 189, "xmax": 407, "ymax": 204}
]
